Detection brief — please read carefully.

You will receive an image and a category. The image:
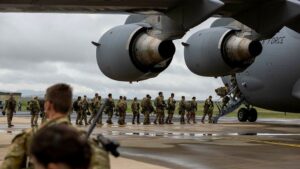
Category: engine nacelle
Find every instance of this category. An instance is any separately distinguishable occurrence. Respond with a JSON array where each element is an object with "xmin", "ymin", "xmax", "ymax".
[
  {"xmin": 96, "ymin": 24, "xmax": 175, "ymax": 82},
  {"xmin": 184, "ymin": 27, "xmax": 262, "ymax": 77}
]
